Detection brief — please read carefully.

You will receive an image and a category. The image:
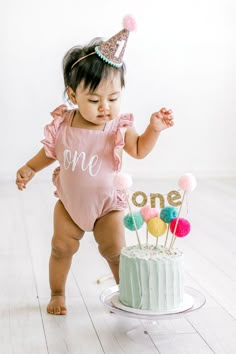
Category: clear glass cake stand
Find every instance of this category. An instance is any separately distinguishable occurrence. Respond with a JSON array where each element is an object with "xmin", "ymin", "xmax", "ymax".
[{"xmin": 100, "ymin": 285, "xmax": 206, "ymax": 342}]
